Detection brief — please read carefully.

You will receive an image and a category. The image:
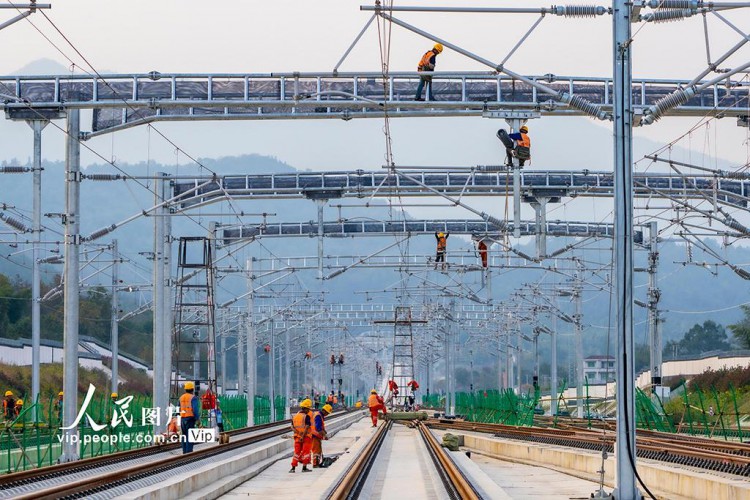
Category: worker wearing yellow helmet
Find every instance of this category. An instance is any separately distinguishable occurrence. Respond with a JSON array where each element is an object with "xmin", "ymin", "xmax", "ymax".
[
  {"xmin": 310, "ymin": 403, "xmax": 333, "ymax": 467},
  {"xmin": 55, "ymin": 391, "xmax": 64, "ymax": 424},
  {"xmin": 179, "ymin": 381, "xmax": 199, "ymax": 454},
  {"xmin": 3, "ymin": 391, "xmax": 16, "ymax": 420},
  {"xmin": 14, "ymin": 399, "xmax": 23, "ymax": 418},
  {"xmin": 434, "ymin": 231, "xmax": 450, "ymax": 271},
  {"xmin": 499, "ymin": 124, "xmax": 532, "ymax": 167},
  {"xmin": 415, "ymin": 43, "xmax": 444, "ymax": 101},
  {"xmin": 290, "ymin": 399, "xmax": 314, "ymax": 473}
]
